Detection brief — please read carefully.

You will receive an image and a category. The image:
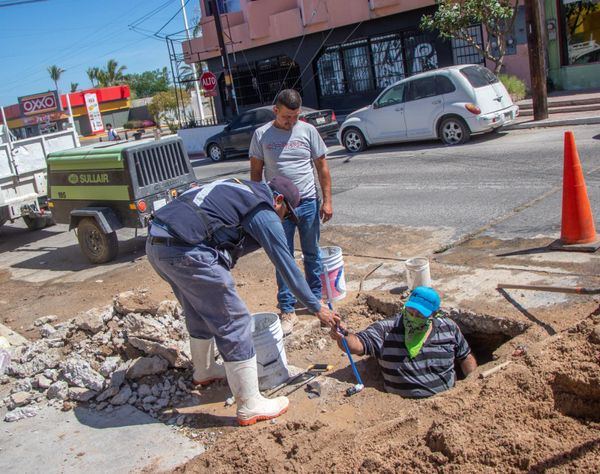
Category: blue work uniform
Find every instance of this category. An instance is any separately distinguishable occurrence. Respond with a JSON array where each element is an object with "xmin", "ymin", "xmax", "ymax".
[{"xmin": 146, "ymin": 178, "xmax": 322, "ymax": 362}]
